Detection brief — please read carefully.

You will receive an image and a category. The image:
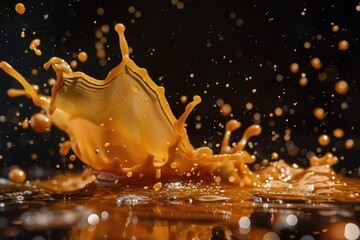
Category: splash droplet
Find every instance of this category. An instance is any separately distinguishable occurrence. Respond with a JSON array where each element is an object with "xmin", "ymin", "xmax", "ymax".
[{"xmin": 15, "ymin": 3, "xmax": 26, "ymax": 15}]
